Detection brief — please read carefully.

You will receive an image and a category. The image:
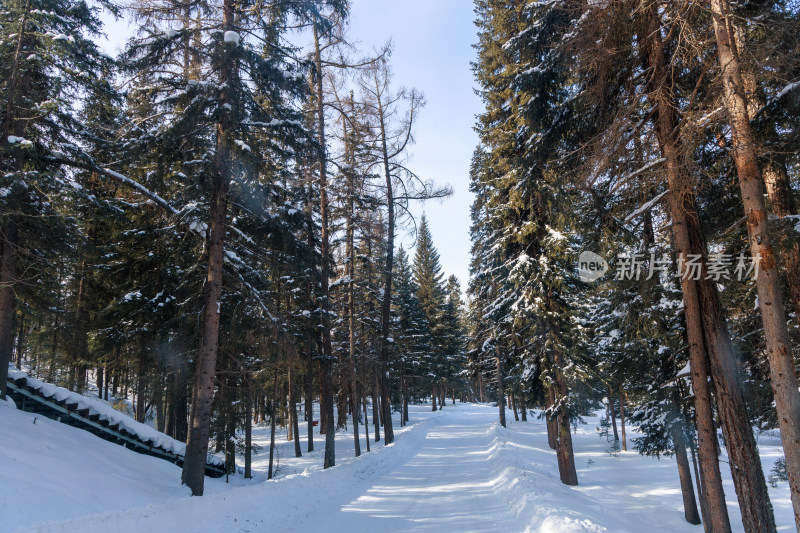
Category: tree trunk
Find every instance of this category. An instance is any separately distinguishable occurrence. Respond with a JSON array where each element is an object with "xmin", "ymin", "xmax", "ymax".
[
  {"xmin": 377, "ymin": 101, "xmax": 395, "ymax": 446},
  {"xmin": 0, "ymin": 0, "xmax": 29, "ymax": 400},
  {"xmin": 402, "ymin": 368, "xmax": 409, "ymax": 424},
  {"xmin": 304, "ymin": 174, "xmax": 316, "ymax": 454},
  {"xmin": 372, "ymin": 366, "xmax": 380, "ymax": 442},
  {"xmin": 711, "ymin": 2, "xmax": 799, "ymax": 527},
  {"xmin": 520, "ymin": 394, "xmax": 527, "ymax": 422},
  {"xmin": 342, "ymin": 101, "xmax": 361, "ymax": 457},
  {"xmin": 224, "ymin": 375, "xmax": 235, "ymax": 475},
  {"xmin": 362, "ymin": 393, "xmax": 371, "ymax": 452},
  {"xmin": 511, "ymin": 393, "xmax": 519, "ymax": 422},
  {"xmin": 268, "ymin": 369, "xmax": 278, "ymax": 480},
  {"xmin": 496, "ymin": 341, "xmax": 506, "ymax": 428},
  {"xmin": 289, "ymin": 368, "xmax": 302, "ymax": 458},
  {"xmin": 305, "ymin": 331, "xmax": 315, "ymax": 453},
  {"xmin": 552, "ymin": 351, "xmax": 577, "ymax": 486},
  {"xmin": 637, "ymin": 5, "xmax": 733, "ymax": 529},
  {"xmin": 432, "ymin": 386, "xmax": 437, "ymax": 411},
  {"xmin": 135, "ymin": 337, "xmax": 147, "ymax": 423},
  {"xmin": 97, "ymin": 364, "xmax": 104, "ymax": 400},
  {"xmin": 70, "ymin": 260, "xmax": 89, "ymax": 393},
  {"xmin": 734, "ymin": 22, "xmax": 800, "ymax": 329},
  {"xmin": 671, "ymin": 419, "xmax": 702, "ymax": 525},
  {"xmin": 14, "ymin": 312, "xmax": 24, "ymax": 369},
  {"xmin": 0, "ymin": 221, "xmax": 18, "ymax": 400},
  {"xmin": 763, "ymin": 161, "xmax": 800, "ymax": 323},
  {"xmin": 312, "ymin": 25, "xmax": 335, "ymax": 470},
  {"xmin": 607, "ymin": 385, "xmax": 619, "ymax": 442},
  {"xmin": 173, "ymin": 364, "xmax": 189, "ymax": 442},
  {"xmin": 546, "ymin": 387, "xmax": 557, "ymax": 450},
  {"xmin": 336, "ymin": 372, "xmax": 348, "ymax": 430},
  {"xmin": 103, "ymin": 364, "xmax": 110, "ymax": 401},
  {"xmin": 318, "ymin": 361, "xmax": 325, "ymax": 434},
  {"xmin": 245, "ymin": 375, "xmax": 252, "ymax": 479},
  {"xmin": 181, "ymin": 0, "xmax": 235, "ymax": 495},
  {"xmin": 619, "ymin": 385, "xmax": 627, "ymax": 452},
  {"xmin": 155, "ymin": 378, "xmax": 165, "ymax": 433},
  {"xmin": 47, "ymin": 293, "xmax": 61, "ymax": 384}
]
